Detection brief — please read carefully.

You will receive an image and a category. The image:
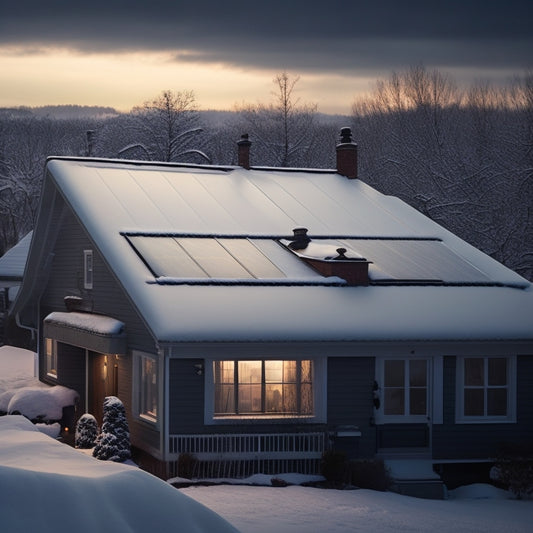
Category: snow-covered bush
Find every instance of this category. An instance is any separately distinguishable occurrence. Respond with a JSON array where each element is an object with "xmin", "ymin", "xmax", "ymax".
[
  {"xmin": 35, "ymin": 422, "xmax": 61, "ymax": 438},
  {"xmin": 349, "ymin": 459, "xmax": 392, "ymax": 492},
  {"xmin": 93, "ymin": 396, "xmax": 131, "ymax": 462},
  {"xmin": 7, "ymin": 386, "xmax": 79, "ymax": 422},
  {"xmin": 75, "ymin": 414, "xmax": 99, "ymax": 449},
  {"xmin": 0, "ymin": 390, "xmax": 16, "ymax": 414},
  {"xmin": 320, "ymin": 450, "xmax": 349, "ymax": 487},
  {"xmin": 493, "ymin": 442, "xmax": 533, "ymax": 499}
]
